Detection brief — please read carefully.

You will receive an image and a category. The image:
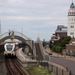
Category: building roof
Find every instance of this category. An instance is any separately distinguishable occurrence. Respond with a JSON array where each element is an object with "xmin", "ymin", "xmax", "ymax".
[
  {"xmin": 68, "ymin": 3, "xmax": 75, "ymax": 16},
  {"xmin": 51, "ymin": 35, "xmax": 58, "ymax": 39},
  {"xmin": 55, "ymin": 25, "xmax": 67, "ymax": 33},
  {"xmin": 70, "ymin": 3, "xmax": 75, "ymax": 8}
]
